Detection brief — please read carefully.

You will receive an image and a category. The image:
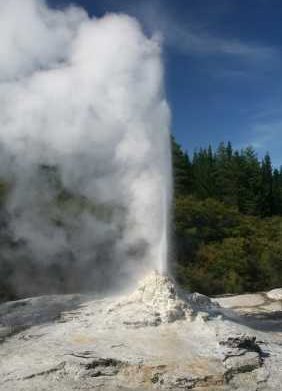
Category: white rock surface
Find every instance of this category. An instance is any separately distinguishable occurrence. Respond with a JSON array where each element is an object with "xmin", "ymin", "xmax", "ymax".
[
  {"xmin": 215, "ymin": 293, "xmax": 265, "ymax": 309},
  {"xmin": 266, "ymin": 288, "xmax": 282, "ymax": 301},
  {"xmin": 0, "ymin": 272, "xmax": 281, "ymax": 391}
]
